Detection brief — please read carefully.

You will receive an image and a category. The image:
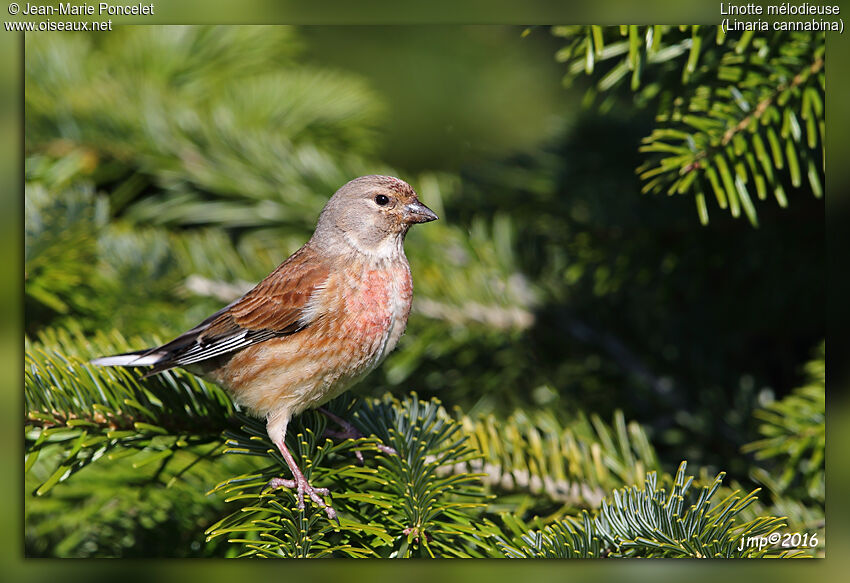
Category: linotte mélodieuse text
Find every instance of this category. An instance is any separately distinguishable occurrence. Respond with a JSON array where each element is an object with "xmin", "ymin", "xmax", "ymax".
[
  {"xmin": 721, "ymin": 2, "xmax": 839, "ymax": 15},
  {"xmin": 20, "ymin": 3, "xmax": 154, "ymax": 15},
  {"xmin": 721, "ymin": 2, "xmax": 842, "ymax": 31}
]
